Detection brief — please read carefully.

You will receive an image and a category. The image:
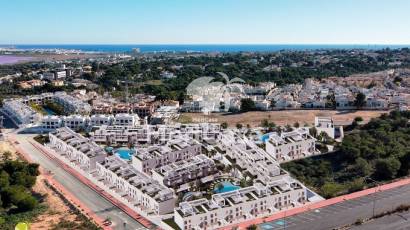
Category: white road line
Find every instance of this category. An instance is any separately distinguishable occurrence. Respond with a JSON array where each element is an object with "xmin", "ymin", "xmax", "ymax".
[{"xmin": 290, "ymin": 215, "xmax": 315, "ymax": 222}]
